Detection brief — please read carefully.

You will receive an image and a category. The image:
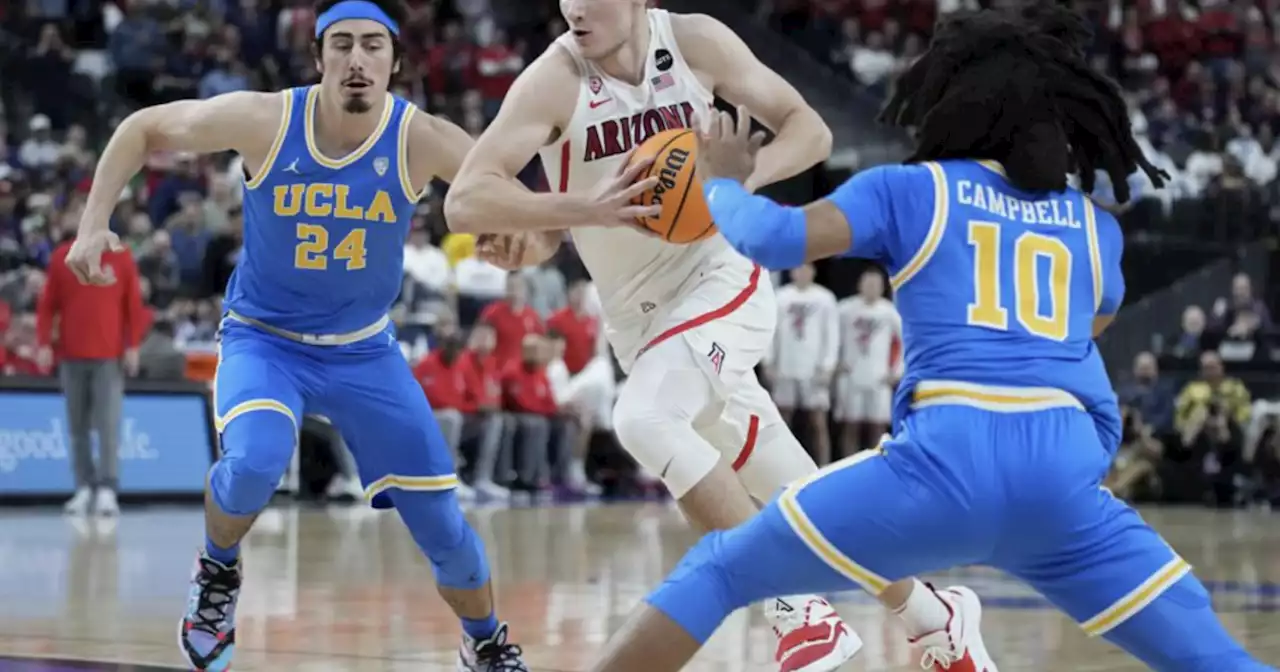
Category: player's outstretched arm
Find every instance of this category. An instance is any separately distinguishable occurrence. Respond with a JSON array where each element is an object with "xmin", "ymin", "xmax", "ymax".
[
  {"xmin": 445, "ymin": 48, "xmax": 659, "ymax": 234},
  {"xmin": 405, "ymin": 106, "xmax": 563, "ymax": 268},
  {"xmin": 674, "ymin": 13, "xmax": 832, "ymax": 192},
  {"xmin": 81, "ymin": 91, "xmax": 282, "ymax": 235}
]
